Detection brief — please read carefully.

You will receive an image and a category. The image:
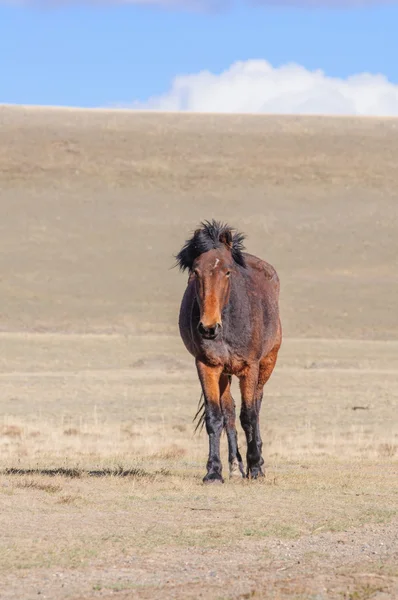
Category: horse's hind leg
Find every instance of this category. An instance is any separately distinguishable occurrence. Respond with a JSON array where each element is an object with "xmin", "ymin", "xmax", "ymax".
[
  {"xmin": 219, "ymin": 374, "xmax": 245, "ymax": 479},
  {"xmin": 239, "ymin": 365, "xmax": 262, "ymax": 479},
  {"xmin": 240, "ymin": 344, "xmax": 280, "ymax": 479},
  {"xmin": 252, "ymin": 344, "xmax": 281, "ymax": 476}
]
